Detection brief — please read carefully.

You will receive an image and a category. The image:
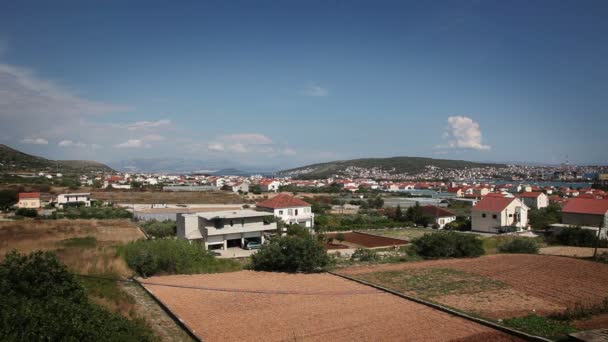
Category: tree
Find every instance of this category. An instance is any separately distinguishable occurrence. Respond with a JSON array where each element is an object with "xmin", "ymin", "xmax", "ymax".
[
  {"xmin": 0, "ymin": 251, "xmax": 153, "ymax": 341},
  {"xmin": 286, "ymin": 224, "xmax": 311, "ymax": 238},
  {"xmin": 249, "ymin": 235, "xmax": 331, "ymax": 273},
  {"xmin": 395, "ymin": 204, "xmax": 403, "ymax": 221},
  {"xmin": 334, "ymin": 232, "xmax": 346, "ymax": 244},
  {"xmin": 0, "ymin": 190, "xmax": 18, "ymax": 210},
  {"xmin": 249, "ymin": 184, "xmax": 262, "ymax": 194}
]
